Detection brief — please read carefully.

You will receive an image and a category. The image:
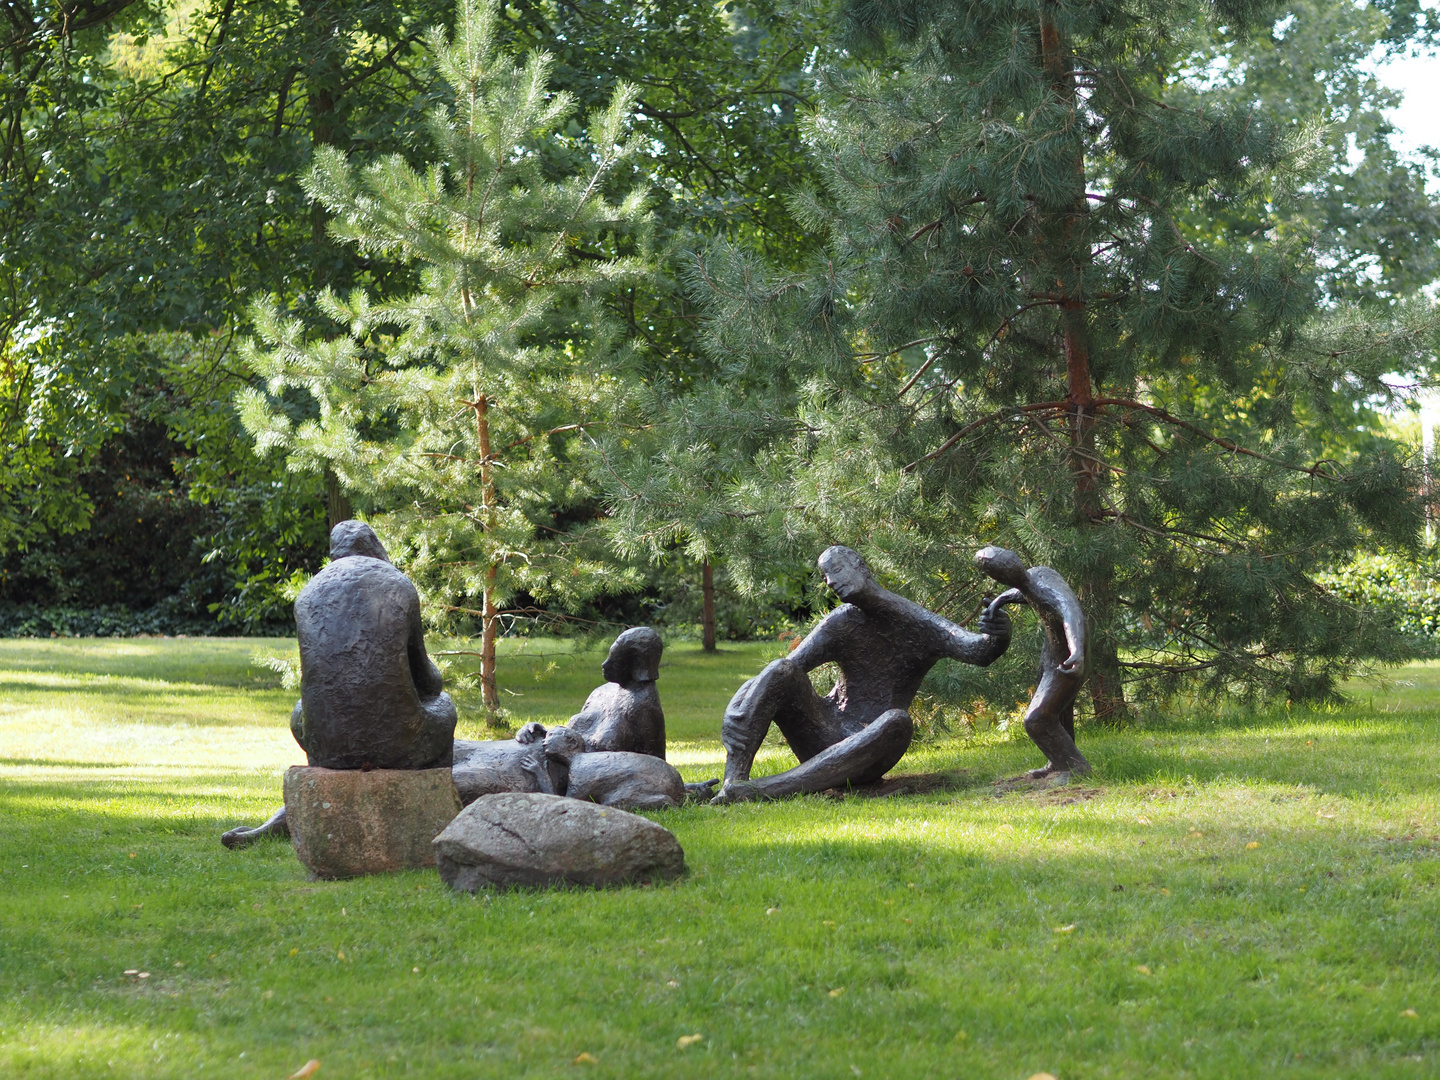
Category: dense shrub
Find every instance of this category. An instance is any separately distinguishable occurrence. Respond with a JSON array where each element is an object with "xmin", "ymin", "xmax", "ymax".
[
  {"xmin": 1316, "ymin": 553, "xmax": 1440, "ymax": 643},
  {"xmin": 0, "ymin": 602, "xmax": 227, "ymax": 638}
]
